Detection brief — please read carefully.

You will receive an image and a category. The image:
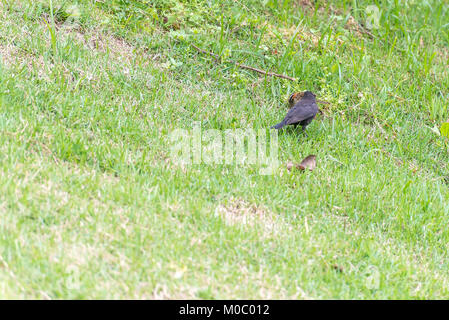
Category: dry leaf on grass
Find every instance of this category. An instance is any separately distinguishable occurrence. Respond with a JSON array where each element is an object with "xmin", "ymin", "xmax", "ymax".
[
  {"xmin": 298, "ymin": 155, "xmax": 316, "ymax": 171},
  {"xmin": 287, "ymin": 155, "xmax": 317, "ymax": 172}
]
